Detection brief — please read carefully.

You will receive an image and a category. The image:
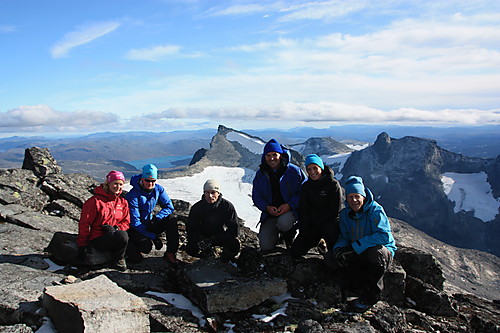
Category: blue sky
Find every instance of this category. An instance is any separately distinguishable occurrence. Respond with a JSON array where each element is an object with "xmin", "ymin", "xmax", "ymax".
[{"xmin": 1, "ymin": 0, "xmax": 500, "ymax": 135}]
